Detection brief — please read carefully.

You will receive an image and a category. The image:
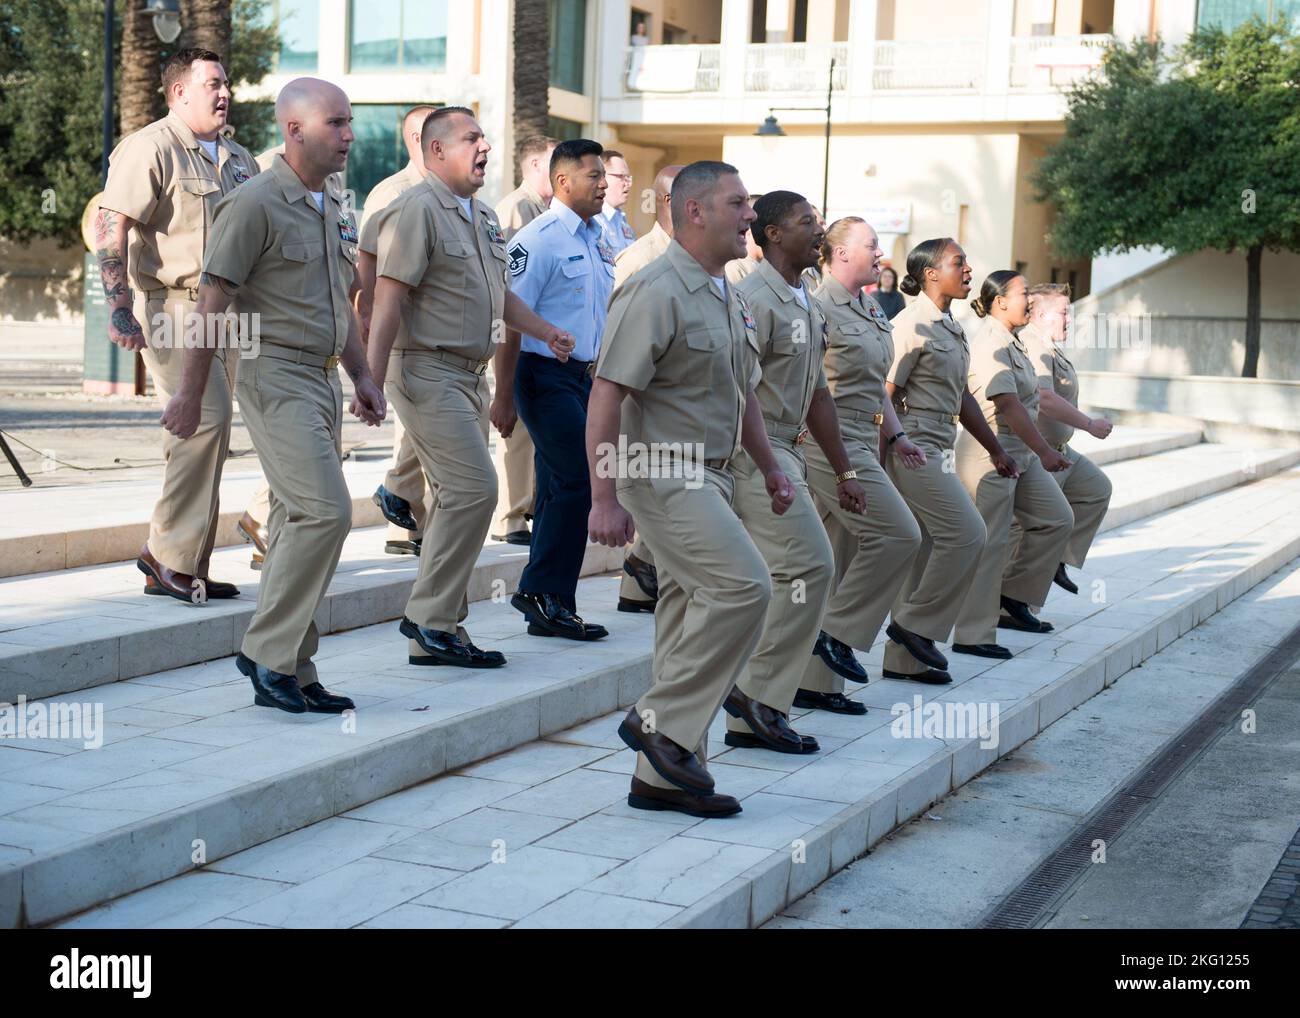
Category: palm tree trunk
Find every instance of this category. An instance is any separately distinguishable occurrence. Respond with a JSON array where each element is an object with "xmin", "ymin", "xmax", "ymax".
[
  {"xmin": 1242, "ymin": 243, "xmax": 1262, "ymax": 378},
  {"xmin": 120, "ymin": 0, "xmax": 164, "ymax": 133},
  {"xmin": 512, "ymin": 0, "xmax": 551, "ymax": 185},
  {"xmin": 184, "ymin": 0, "xmax": 232, "ymax": 67}
]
